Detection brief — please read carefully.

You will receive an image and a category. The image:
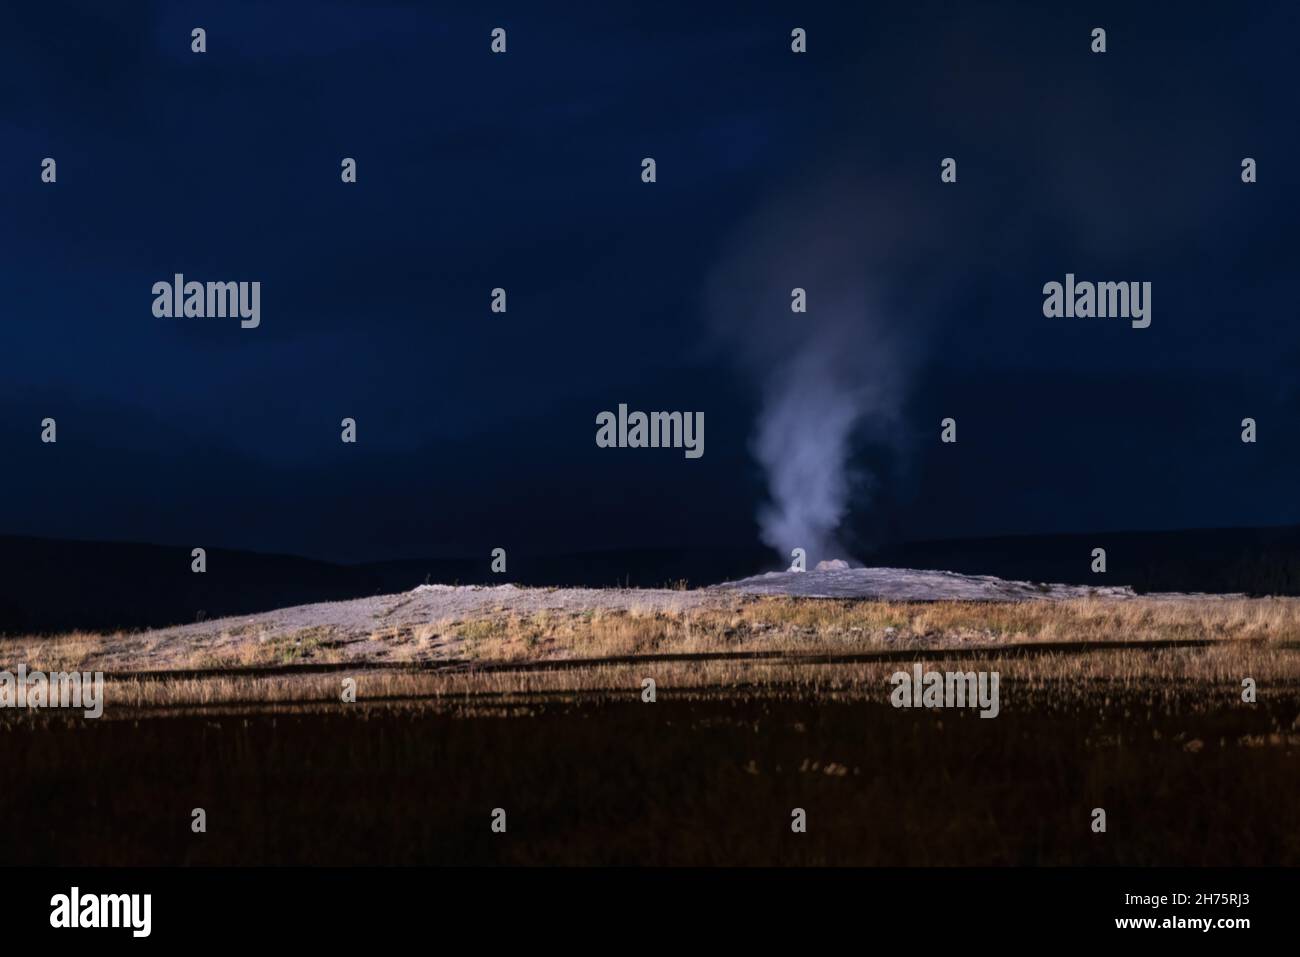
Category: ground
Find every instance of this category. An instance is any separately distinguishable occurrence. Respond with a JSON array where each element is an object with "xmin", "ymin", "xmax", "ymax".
[{"xmin": 2, "ymin": 569, "xmax": 1298, "ymax": 865}]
